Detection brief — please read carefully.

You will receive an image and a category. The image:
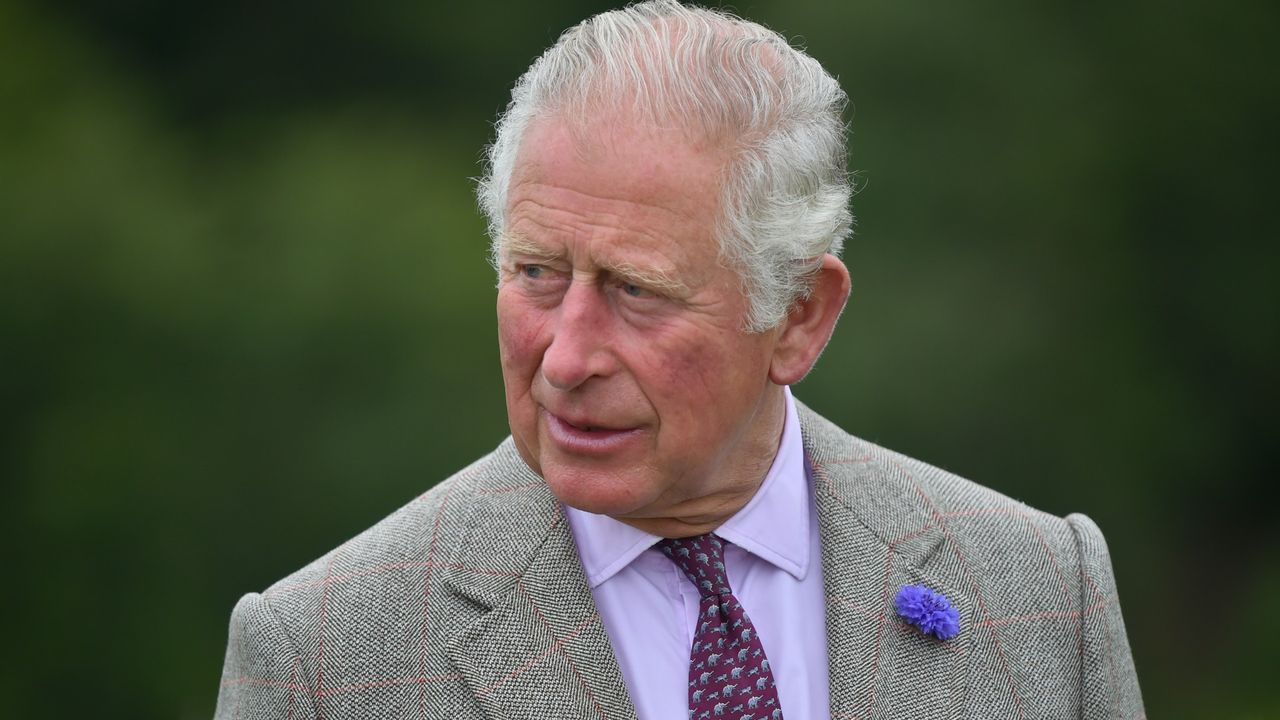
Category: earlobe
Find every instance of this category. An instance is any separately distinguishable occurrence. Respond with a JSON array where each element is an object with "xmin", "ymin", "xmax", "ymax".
[{"xmin": 768, "ymin": 254, "xmax": 852, "ymax": 385}]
